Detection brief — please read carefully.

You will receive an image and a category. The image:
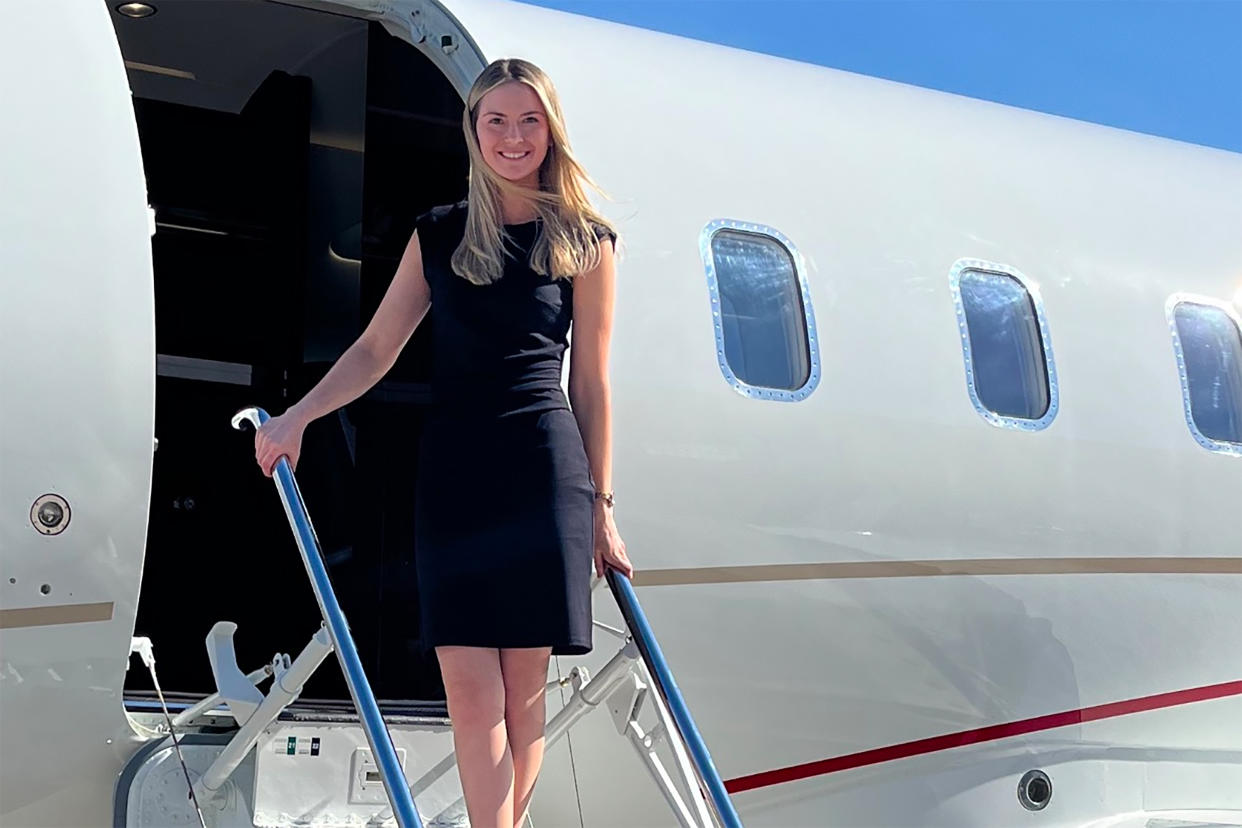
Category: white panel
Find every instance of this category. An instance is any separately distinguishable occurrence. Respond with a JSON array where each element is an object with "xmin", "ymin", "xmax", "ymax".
[
  {"xmin": 252, "ymin": 723, "xmax": 463, "ymax": 827},
  {"xmin": 0, "ymin": 1, "xmax": 154, "ymax": 824}
]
